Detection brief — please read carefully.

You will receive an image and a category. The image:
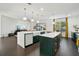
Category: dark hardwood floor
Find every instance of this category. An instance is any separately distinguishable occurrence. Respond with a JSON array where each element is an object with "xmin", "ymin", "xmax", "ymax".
[
  {"xmin": 0, "ymin": 36, "xmax": 39, "ymax": 56},
  {"xmin": 56, "ymin": 38, "xmax": 79, "ymax": 56},
  {"xmin": 0, "ymin": 36, "xmax": 79, "ymax": 56}
]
